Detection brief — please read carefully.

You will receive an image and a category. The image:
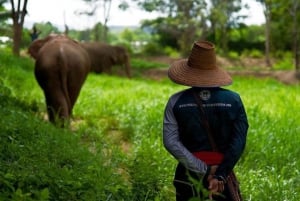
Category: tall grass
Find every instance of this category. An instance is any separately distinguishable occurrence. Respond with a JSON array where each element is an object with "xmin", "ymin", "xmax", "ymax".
[{"xmin": 1, "ymin": 49, "xmax": 299, "ymax": 200}]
